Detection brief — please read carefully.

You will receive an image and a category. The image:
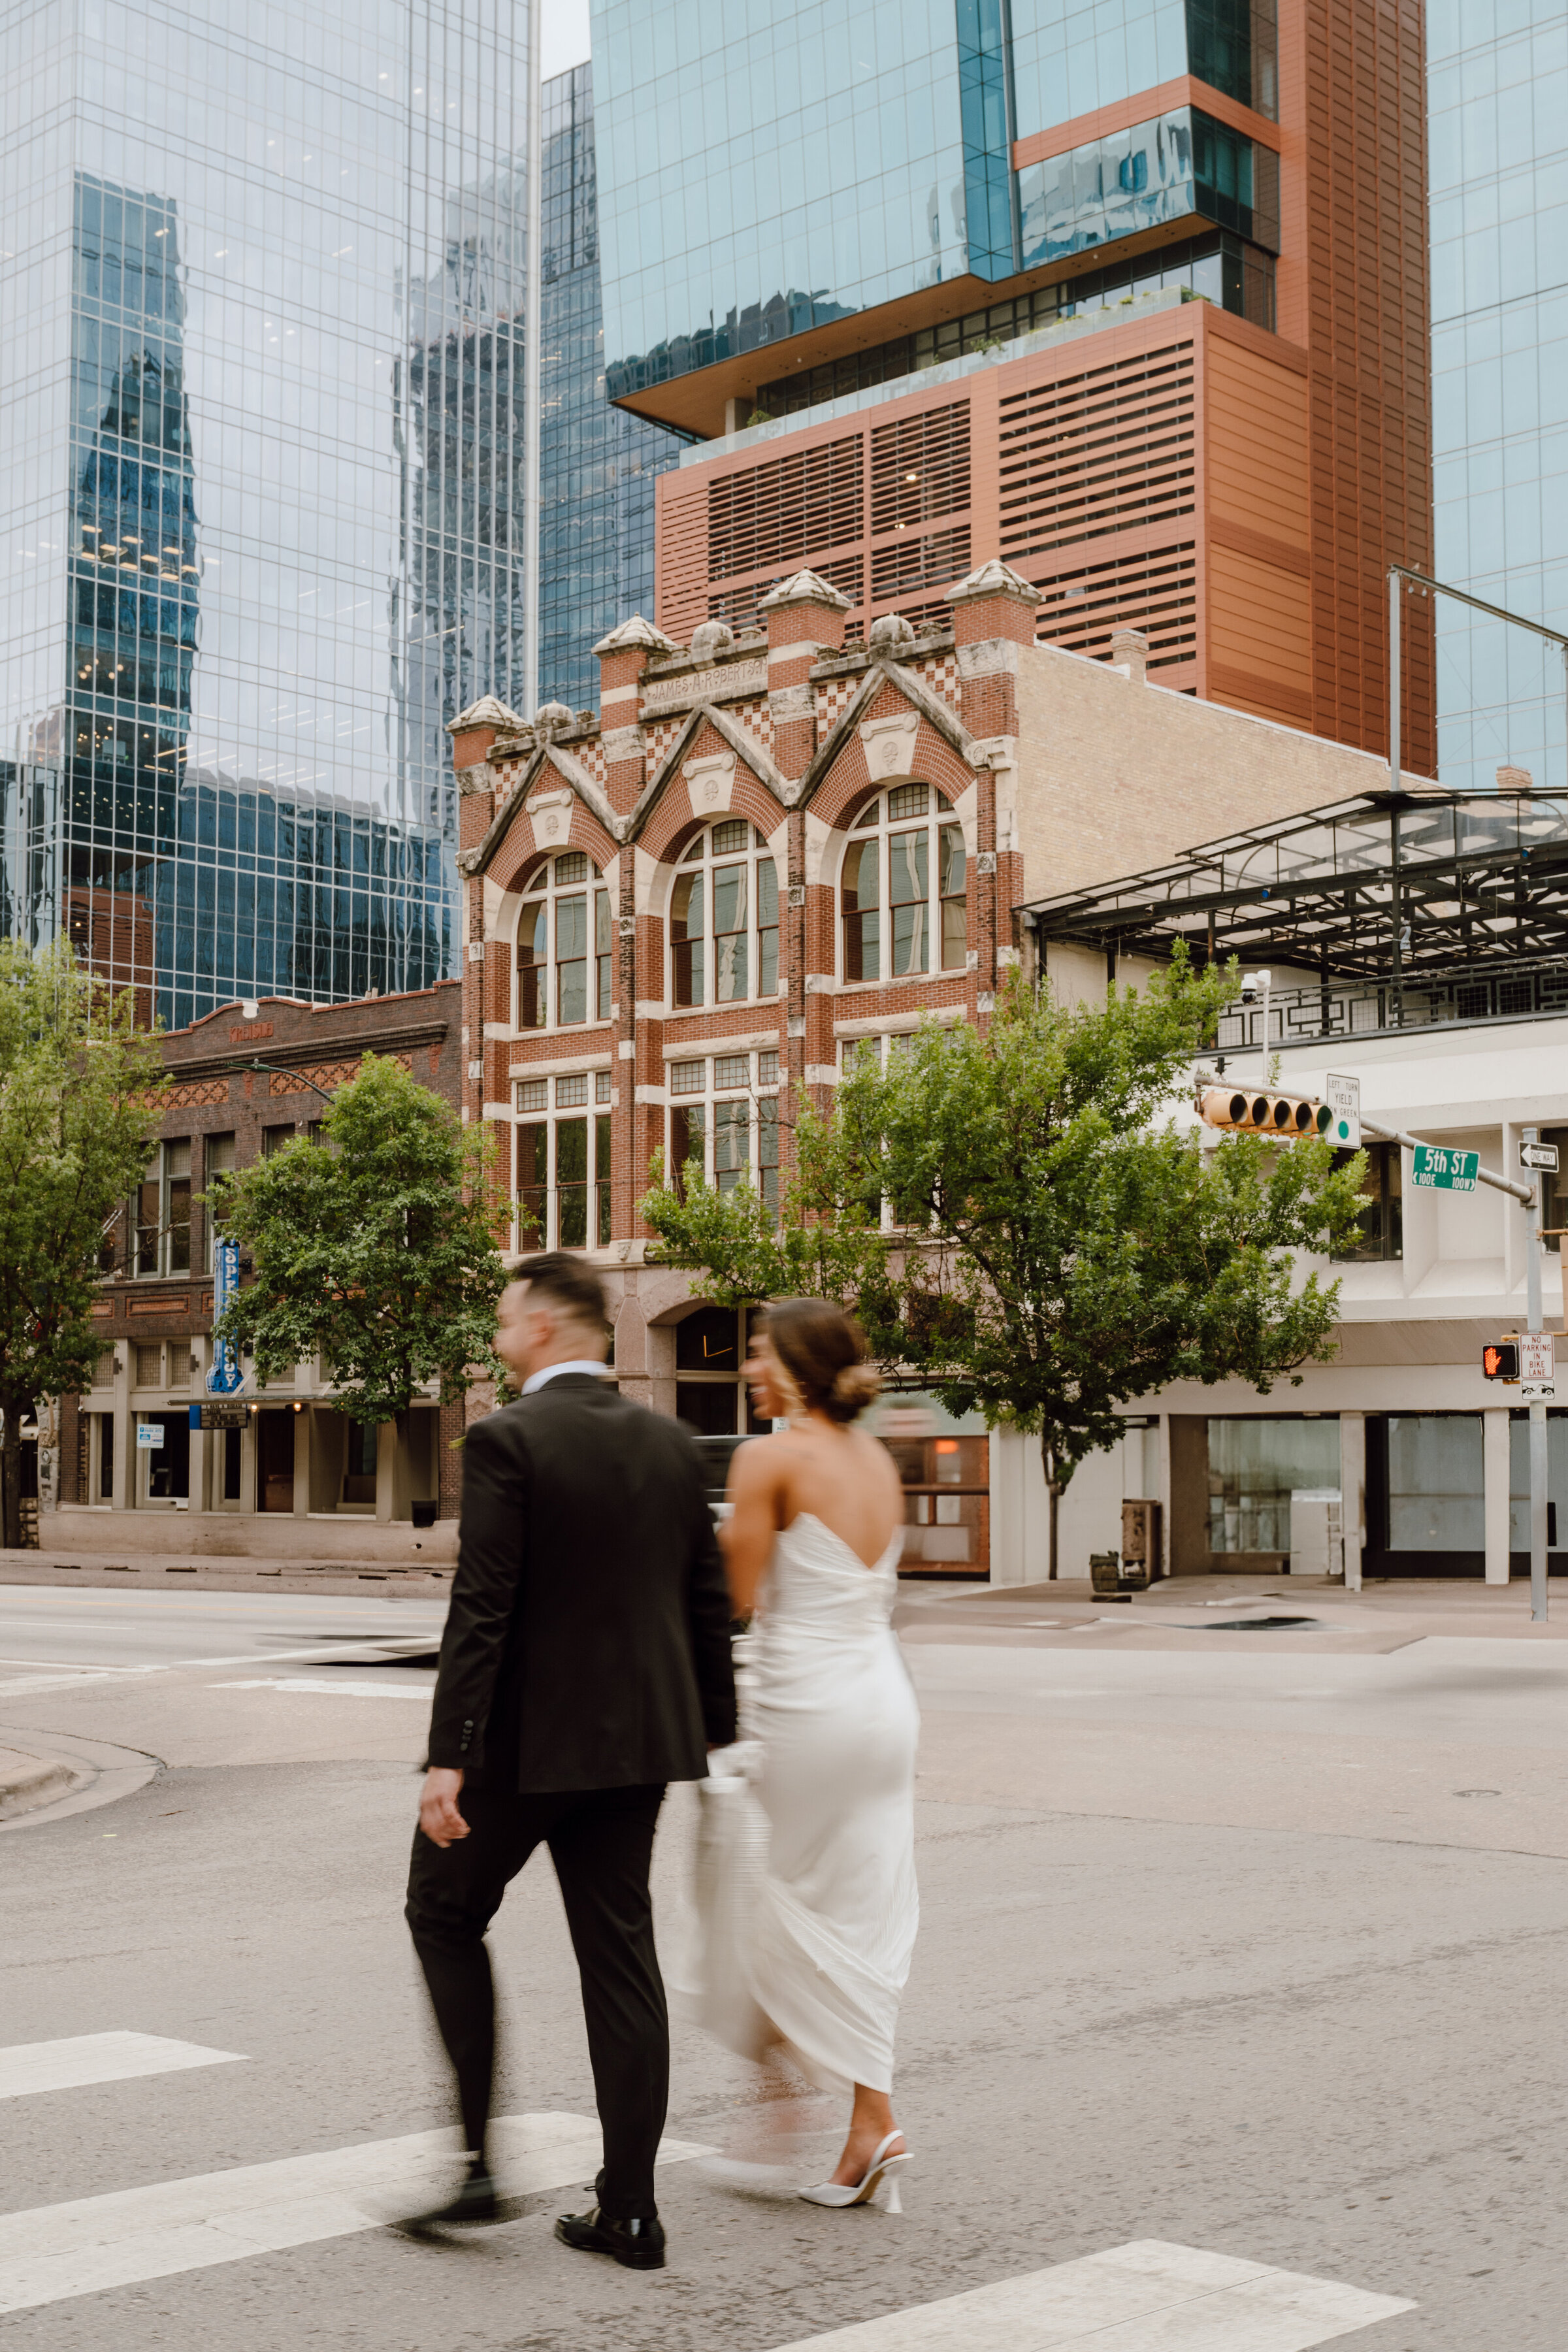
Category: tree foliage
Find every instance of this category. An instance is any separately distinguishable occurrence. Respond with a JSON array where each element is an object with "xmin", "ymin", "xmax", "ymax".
[
  {"xmin": 643, "ymin": 955, "xmax": 1367, "ymax": 1571},
  {"xmin": 213, "ymin": 1054, "xmax": 508, "ymax": 1425},
  {"xmin": 0, "ymin": 941, "xmax": 166, "ymax": 1546}
]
